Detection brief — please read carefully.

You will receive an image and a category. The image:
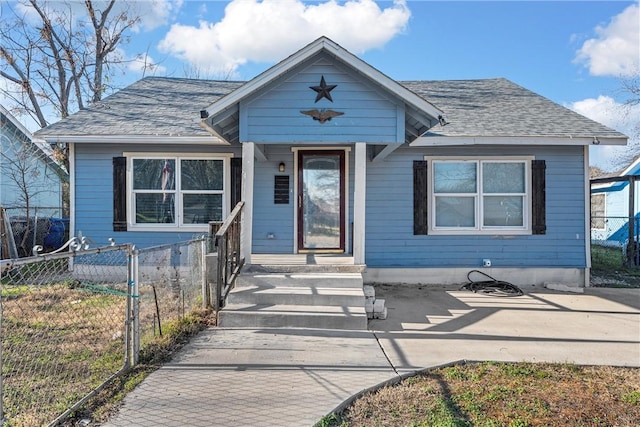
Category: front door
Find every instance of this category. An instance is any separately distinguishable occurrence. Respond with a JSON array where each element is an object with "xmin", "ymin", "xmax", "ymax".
[{"xmin": 297, "ymin": 150, "xmax": 345, "ymax": 252}]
